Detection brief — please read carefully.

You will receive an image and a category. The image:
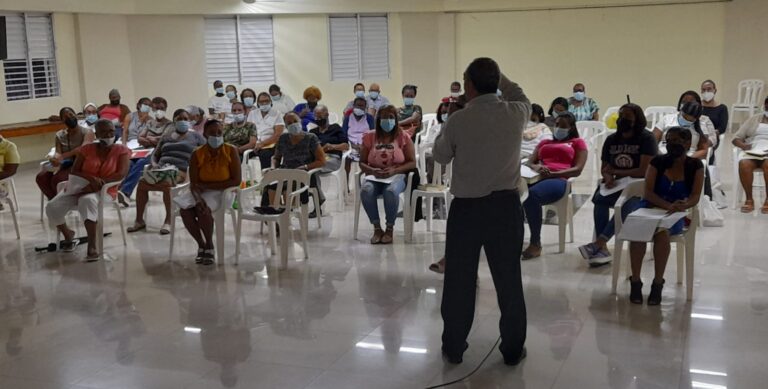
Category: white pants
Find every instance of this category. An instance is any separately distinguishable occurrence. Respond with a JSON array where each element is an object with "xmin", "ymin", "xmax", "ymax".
[
  {"xmin": 46, "ymin": 192, "xmax": 104, "ymax": 226},
  {"xmin": 174, "ymin": 189, "xmax": 228, "ymax": 212}
]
